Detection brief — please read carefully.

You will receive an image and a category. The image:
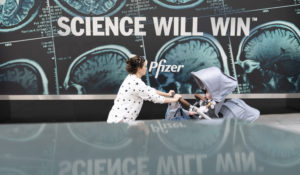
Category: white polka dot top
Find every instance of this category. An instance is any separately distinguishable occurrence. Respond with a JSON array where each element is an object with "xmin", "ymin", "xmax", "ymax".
[{"xmin": 107, "ymin": 74, "xmax": 165, "ymax": 123}]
